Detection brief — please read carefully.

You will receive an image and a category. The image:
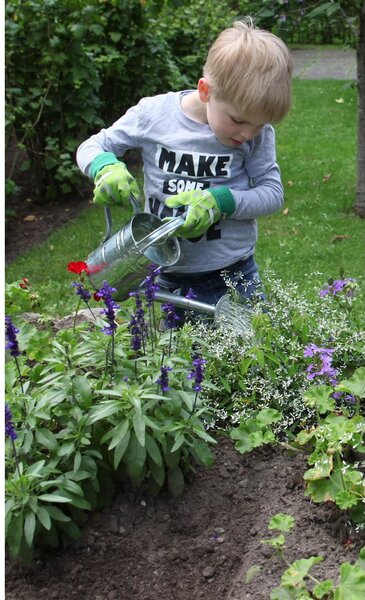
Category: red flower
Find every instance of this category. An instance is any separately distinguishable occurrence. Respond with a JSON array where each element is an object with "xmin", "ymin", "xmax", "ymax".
[
  {"xmin": 67, "ymin": 261, "xmax": 88, "ymax": 275},
  {"xmin": 19, "ymin": 277, "xmax": 30, "ymax": 289}
]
